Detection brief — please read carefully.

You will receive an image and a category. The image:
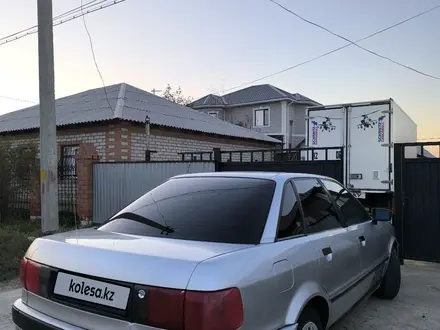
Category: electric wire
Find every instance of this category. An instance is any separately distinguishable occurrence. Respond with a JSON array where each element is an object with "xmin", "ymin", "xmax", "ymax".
[{"xmin": 223, "ymin": 2, "xmax": 440, "ymax": 92}]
